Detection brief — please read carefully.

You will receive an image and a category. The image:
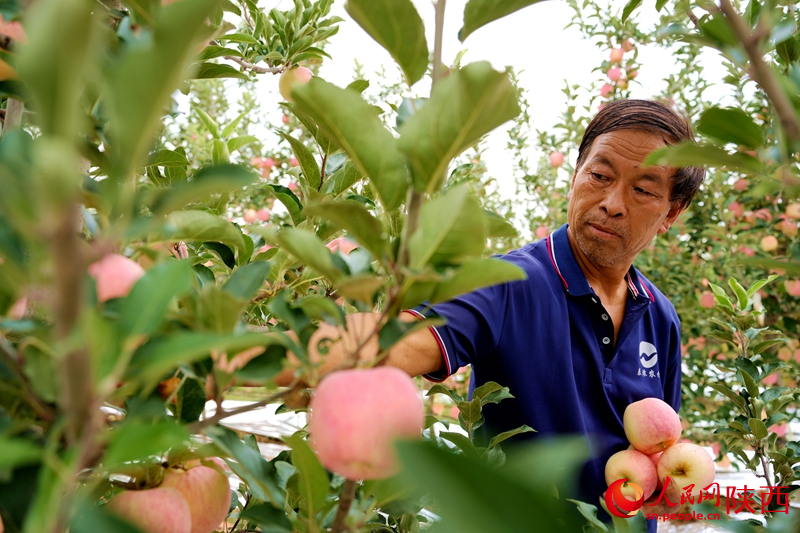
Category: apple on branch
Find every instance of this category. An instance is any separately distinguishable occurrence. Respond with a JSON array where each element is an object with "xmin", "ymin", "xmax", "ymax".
[
  {"xmin": 279, "ymin": 66, "xmax": 313, "ymax": 102},
  {"xmin": 161, "ymin": 460, "xmax": 231, "ymax": 533},
  {"xmin": 107, "ymin": 486, "xmax": 192, "ymax": 533}
]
